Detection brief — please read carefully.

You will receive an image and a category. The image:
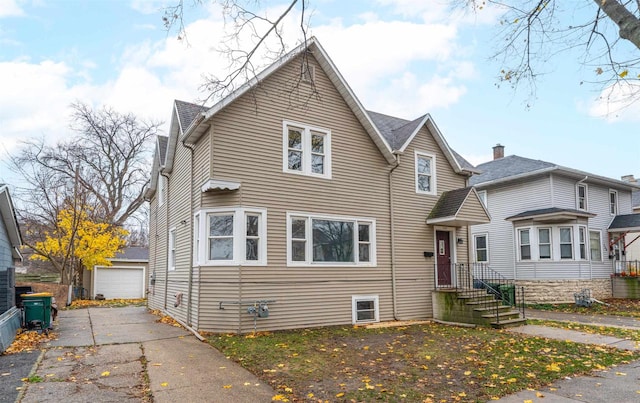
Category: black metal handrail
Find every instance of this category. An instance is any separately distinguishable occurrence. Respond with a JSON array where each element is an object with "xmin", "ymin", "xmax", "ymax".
[{"xmin": 435, "ymin": 263, "xmax": 525, "ymax": 324}]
